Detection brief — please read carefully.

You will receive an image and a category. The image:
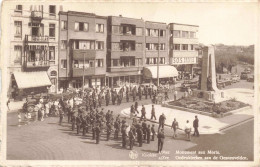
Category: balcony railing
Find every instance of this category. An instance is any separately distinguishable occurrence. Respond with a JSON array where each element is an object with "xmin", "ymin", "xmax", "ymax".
[
  {"xmin": 26, "ymin": 61, "xmax": 50, "ymax": 68},
  {"xmin": 25, "ymin": 35, "xmax": 49, "ymax": 43},
  {"xmin": 31, "ymin": 11, "xmax": 43, "ymax": 19}
]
